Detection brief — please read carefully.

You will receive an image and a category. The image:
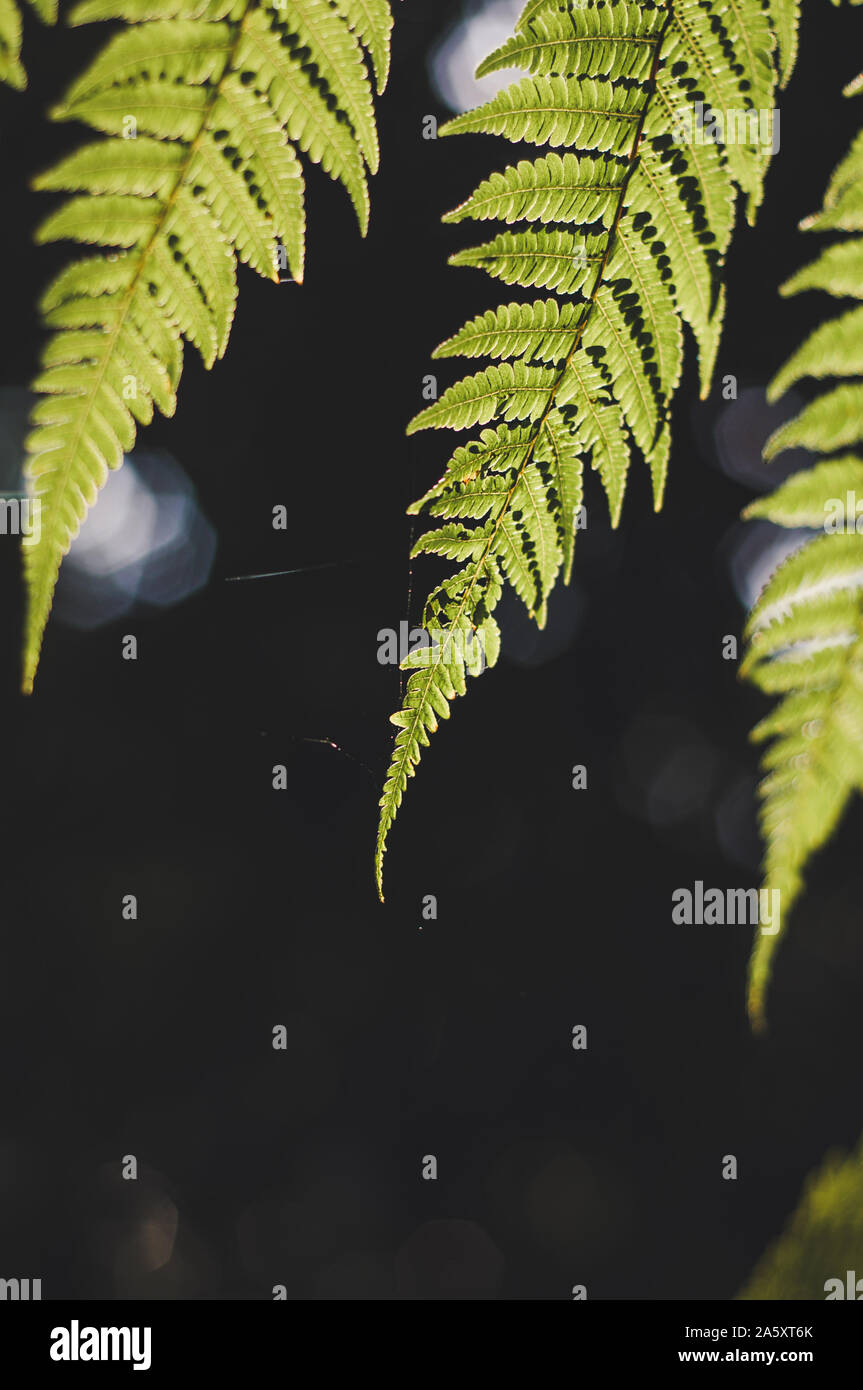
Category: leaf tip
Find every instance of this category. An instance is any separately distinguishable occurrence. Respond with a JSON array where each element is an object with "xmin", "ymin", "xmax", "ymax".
[
  {"xmin": 748, "ymin": 990, "xmax": 768, "ymax": 1035},
  {"xmin": 21, "ymin": 649, "xmax": 38, "ymax": 695}
]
